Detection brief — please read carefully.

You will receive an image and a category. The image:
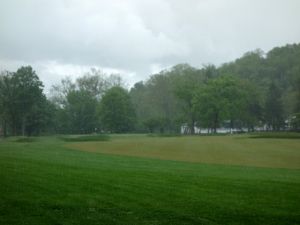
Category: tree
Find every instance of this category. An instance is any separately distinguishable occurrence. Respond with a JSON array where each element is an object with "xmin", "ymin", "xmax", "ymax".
[
  {"xmin": 130, "ymin": 81, "xmax": 150, "ymax": 132},
  {"xmin": 130, "ymin": 73, "xmax": 181, "ymax": 133},
  {"xmin": 265, "ymin": 82, "xmax": 284, "ymax": 130},
  {"xmin": 99, "ymin": 87, "xmax": 136, "ymax": 133},
  {"xmin": 50, "ymin": 77, "xmax": 76, "ymax": 107},
  {"xmin": 239, "ymin": 81, "xmax": 262, "ymax": 131},
  {"xmin": 171, "ymin": 64, "xmax": 204, "ymax": 134},
  {"xmin": 0, "ymin": 66, "xmax": 51, "ymax": 136},
  {"xmin": 12, "ymin": 66, "xmax": 45, "ymax": 135},
  {"xmin": 143, "ymin": 118, "xmax": 161, "ymax": 133},
  {"xmin": 193, "ymin": 76, "xmax": 245, "ymax": 133},
  {"xmin": 0, "ymin": 71, "xmax": 14, "ymax": 137},
  {"xmin": 65, "ymin": 90, "xmax": 98, "ymax": 134},
  {"xmin": 76, "ymin": 68, "xmax": 115, "ymax": 99}
]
